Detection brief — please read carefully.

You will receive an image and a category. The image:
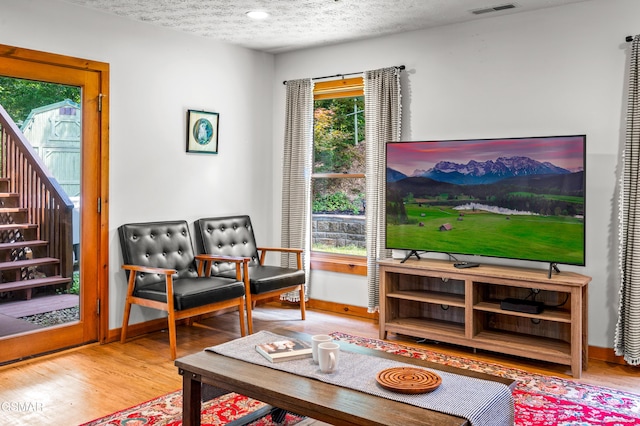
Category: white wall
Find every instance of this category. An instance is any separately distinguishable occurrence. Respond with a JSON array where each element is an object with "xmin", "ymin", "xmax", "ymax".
[
  {"xmin": 0, "ymin": 0, "xmax": 636, "ymax": 348},
  {"xmin": 0, "ymin": 0, "xmax": 275, "ymax": 328},
  {"xmin": 273, "ymin": 0, "xmax": 639, "ymax": 348}
]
